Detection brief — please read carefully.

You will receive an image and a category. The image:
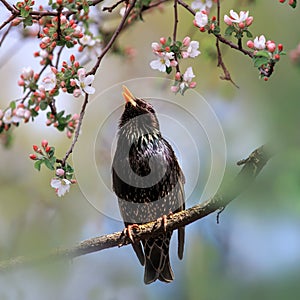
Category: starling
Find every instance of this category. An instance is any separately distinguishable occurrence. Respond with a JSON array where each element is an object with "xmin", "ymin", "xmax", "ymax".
[{"xmin": 112, "ymin": 86, "xmax": 185, "ymax": 284}]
